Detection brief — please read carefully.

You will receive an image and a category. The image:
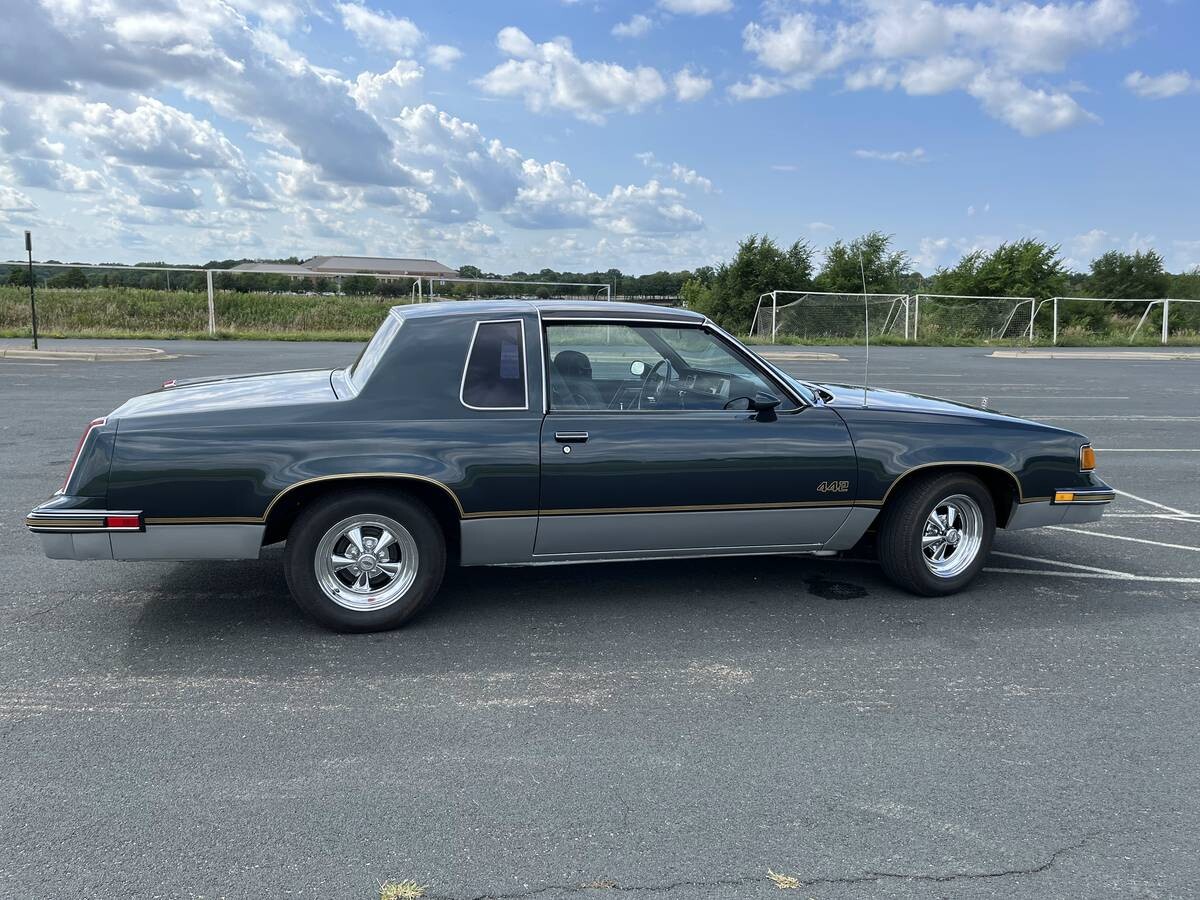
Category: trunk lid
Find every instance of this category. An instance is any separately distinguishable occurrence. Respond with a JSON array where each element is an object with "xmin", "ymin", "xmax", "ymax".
[{"xmin": 112, "ymin": 369, "xmax": 338, "ymax": 419}]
